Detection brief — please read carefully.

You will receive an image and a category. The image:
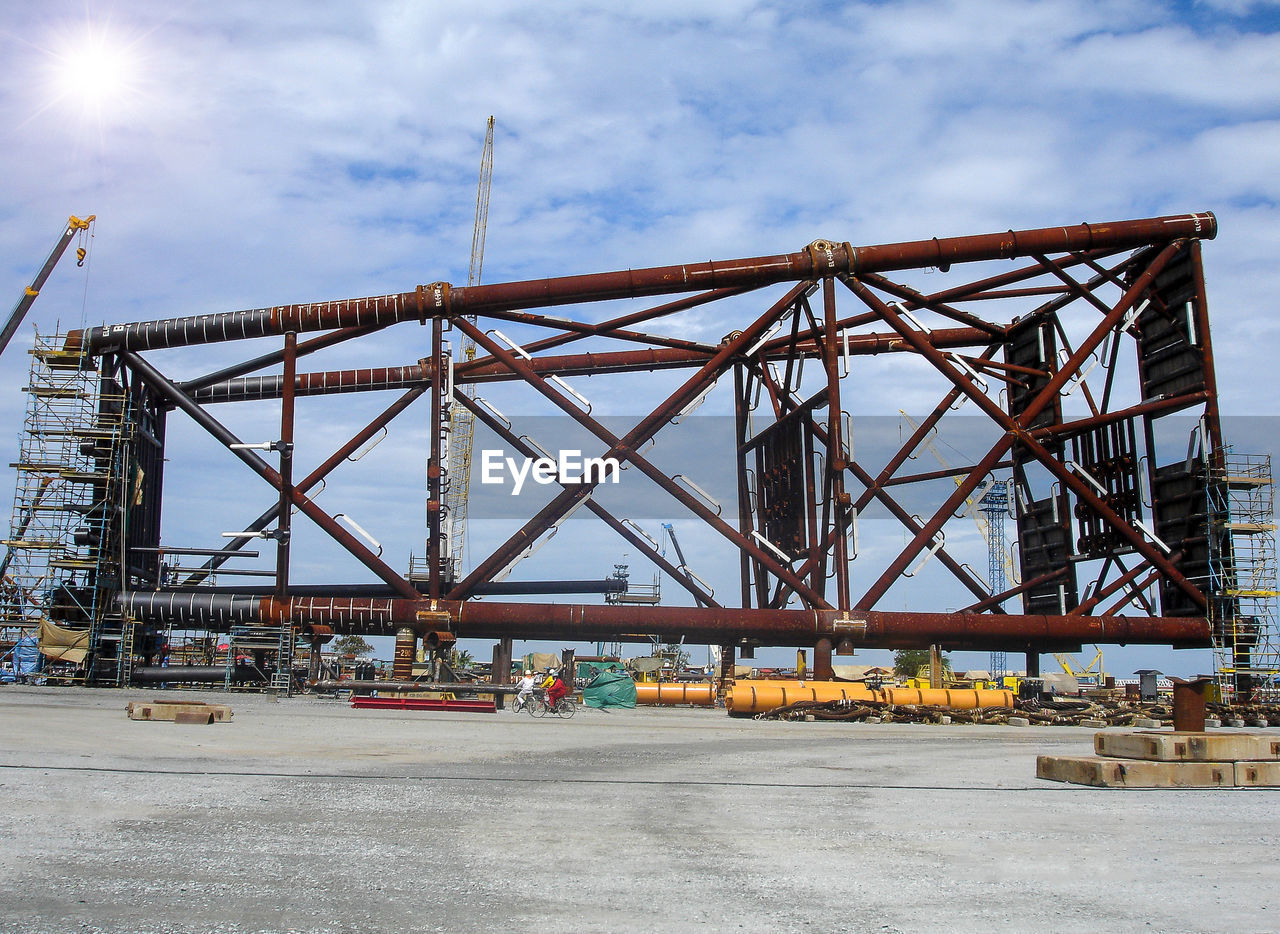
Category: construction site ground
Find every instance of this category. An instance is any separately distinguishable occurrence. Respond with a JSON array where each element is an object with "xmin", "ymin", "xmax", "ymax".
[{"xmin": 0, "ymin": 685, "xmax": 1275, "ymax": 934}]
